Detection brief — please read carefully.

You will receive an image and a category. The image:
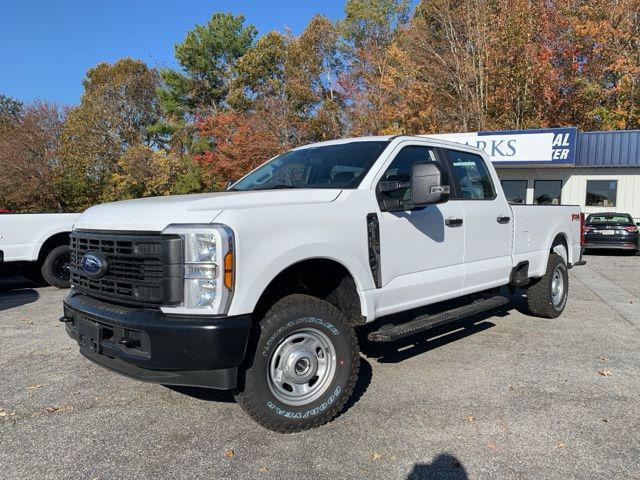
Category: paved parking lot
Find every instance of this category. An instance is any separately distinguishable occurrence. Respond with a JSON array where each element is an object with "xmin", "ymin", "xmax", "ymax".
[{"xmin": 1, "ymin": 253, "xmax": 640, "ymax": 480}]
